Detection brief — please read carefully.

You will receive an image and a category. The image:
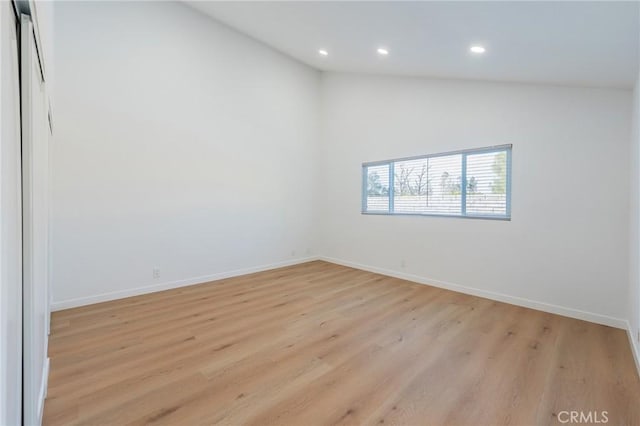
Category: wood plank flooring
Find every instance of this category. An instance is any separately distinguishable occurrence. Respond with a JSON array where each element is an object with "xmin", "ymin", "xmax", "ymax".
[{"xmin": 44, "ymin": 261, "xmax": 640, "ymax": 425}]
